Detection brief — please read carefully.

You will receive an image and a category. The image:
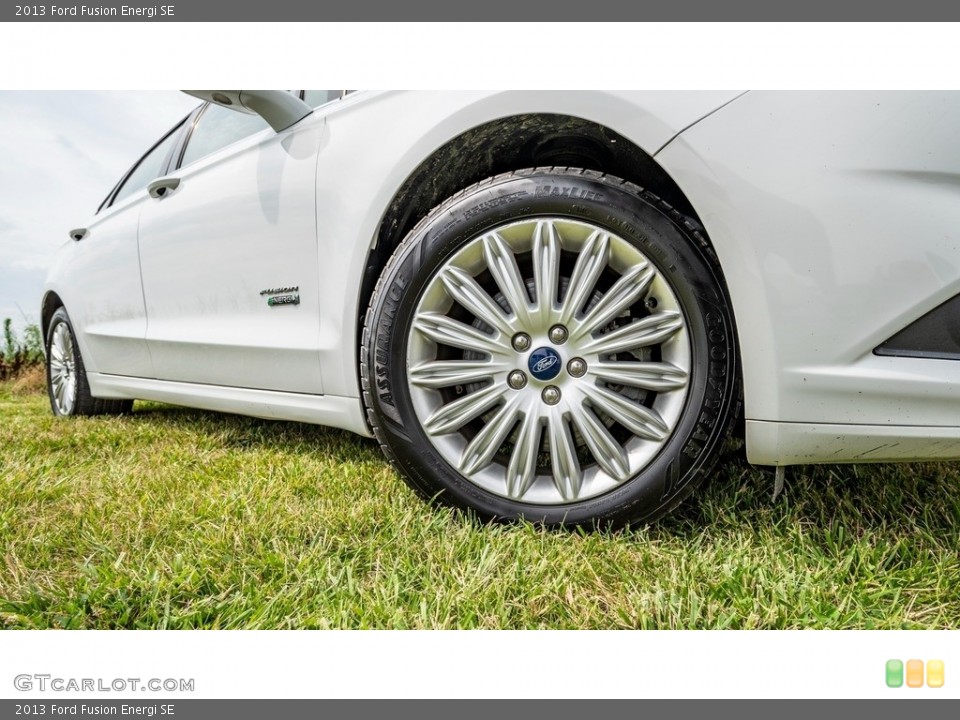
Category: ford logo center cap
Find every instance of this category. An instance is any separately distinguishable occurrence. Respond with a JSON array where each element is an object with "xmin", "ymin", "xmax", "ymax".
[{"xmin": 528, "ymin": 347, "xmax": 562, "ymax": 382}]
